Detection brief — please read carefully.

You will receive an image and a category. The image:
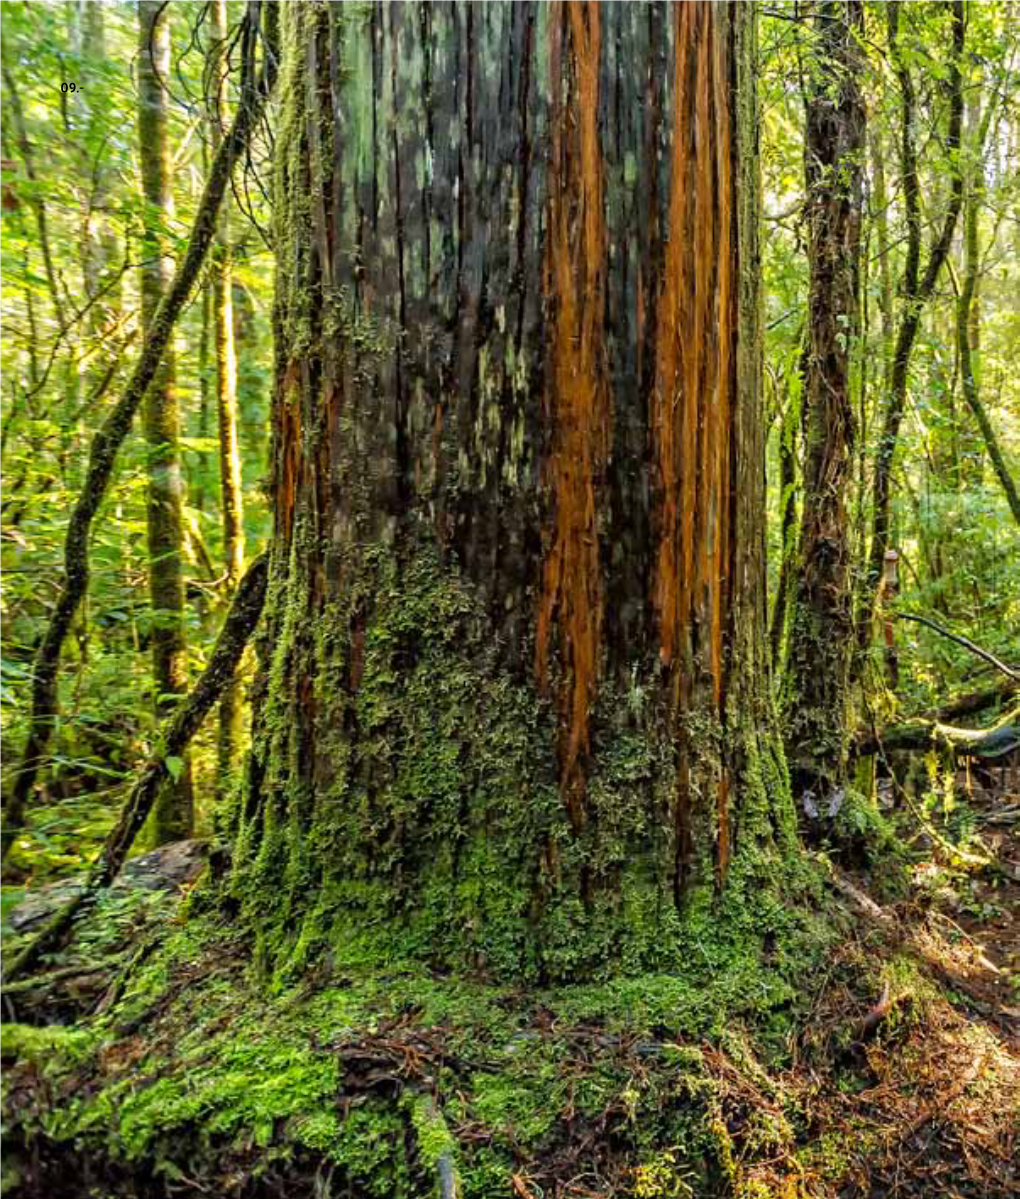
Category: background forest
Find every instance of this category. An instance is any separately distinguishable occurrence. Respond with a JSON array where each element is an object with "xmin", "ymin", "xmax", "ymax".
[{"xmin": 1, "ymin": 2, "xmax": 1019, "ymax": 1197}]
